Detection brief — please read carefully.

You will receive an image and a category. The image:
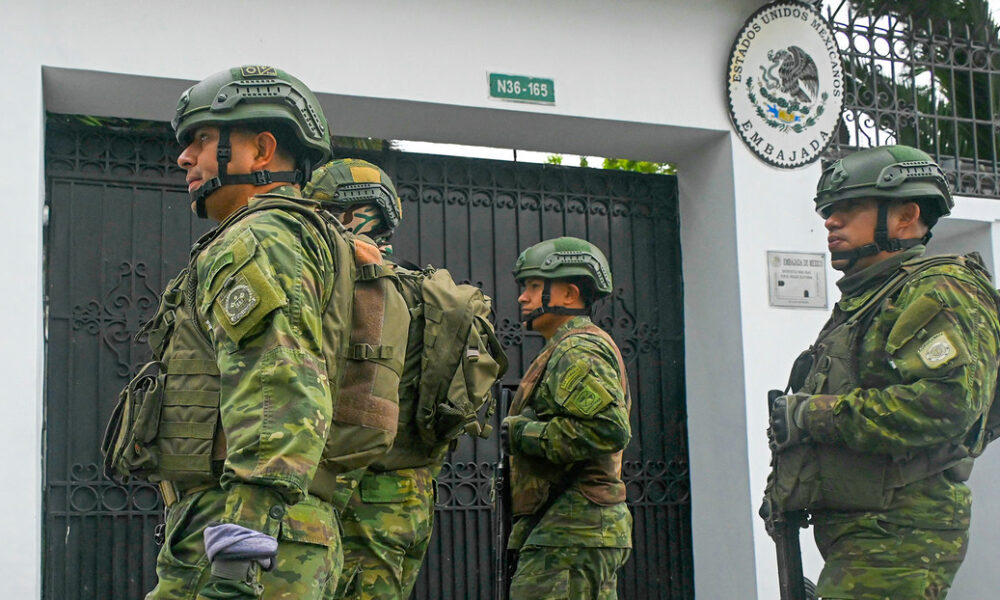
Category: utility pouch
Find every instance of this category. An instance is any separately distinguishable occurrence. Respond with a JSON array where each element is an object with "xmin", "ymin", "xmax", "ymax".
[
  {"xmin": 136, "ymin": 270, "xmax": 187, "ymax": 359},
  {"xmin": 773, "ymin": 443, "xmax": 972, "ymax": 512},
  {"xmin": 944, "ymin": 457, "xmax": 974, "ymax": 482},
  {"xmin": 786, "ymin": 349, "xmax": 815, "ymax": 394},
  {"xmin": 772, "ymin": 445, "xmax": 893, "ymax": 513},
  {"xmin": 102, "ymin": 361, "xmax": 166, "ymax": 483}
]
